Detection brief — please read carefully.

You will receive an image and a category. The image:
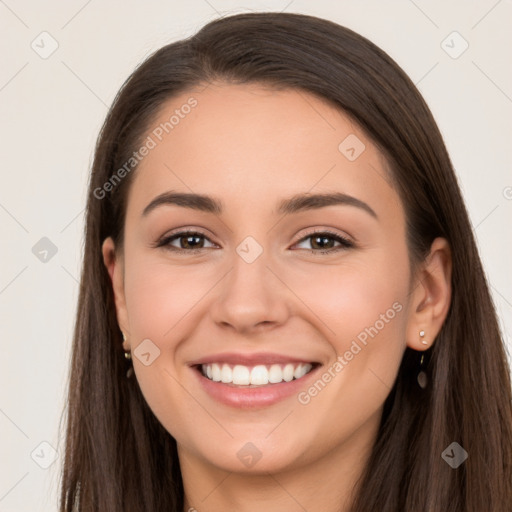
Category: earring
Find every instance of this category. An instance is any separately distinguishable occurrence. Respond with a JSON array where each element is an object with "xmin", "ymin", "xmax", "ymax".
[
  {"xmin": 124, "ymin": 350, "xmax": 134, "ymax": 378},
  {"xmin": 419, "ymin": 330, "xmax": 427, "ymax": 345},
  {"xmin": 121, "ymin": 331, "xmax": 133, "ymax": 378},
  {"xmin": 417, "ymin": 353, "xmax": 428, "ymax": 389}
]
